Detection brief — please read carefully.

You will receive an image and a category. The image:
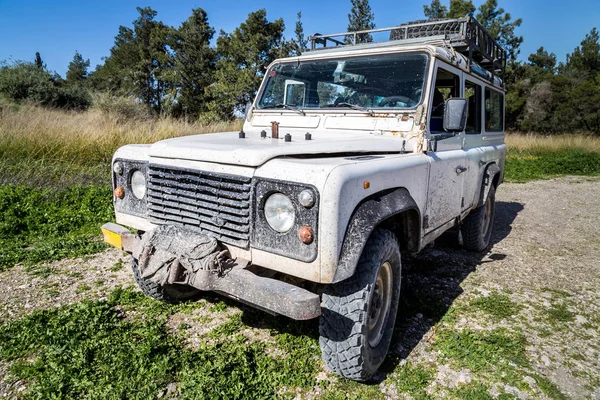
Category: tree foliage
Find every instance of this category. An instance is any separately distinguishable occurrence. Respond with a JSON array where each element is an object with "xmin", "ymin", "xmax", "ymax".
[
  {"xmin": 291, "ymin": 12, "xmax": 308, "ymax": 56},
  {"xmin": 346, "ymin": 0, "xmax": 375, "ymax": 44},
  {"xmin": 66, "ymin": 51, "xmax": 90, "ymax": 85},
  {"xmin": 476, "ymin": 0, "xmax": 523, "ymax": 61},
  {"xmin": 423, "ymin": 0, "xmax": 448, "ymax": 19},
  {"xmin": 167, "ymin": 8, "xmax": 215, "ymax": 118},
  {"xmin": 206, "ymin": 9, "xmax": 287, "ymax": 121},
  {"xmin": 0, "ymin": 62, "xmax": 90, "ymax": 110}
]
